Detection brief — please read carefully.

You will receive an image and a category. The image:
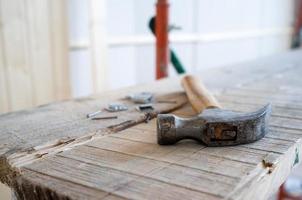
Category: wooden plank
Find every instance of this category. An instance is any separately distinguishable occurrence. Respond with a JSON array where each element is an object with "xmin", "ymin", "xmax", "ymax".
[
  {"xmin": 0, "ymin": 0, "xmax": 70, "ymax": 114},
  {"xmin": 58, "ymin": 146, "xmax": 237, "ymax": 197},
  {"xmin": 266, "ymin": 129, "xmax": 302, "ymax": 142},
  {"xmin": 219, "ymin": 95, "xmax": 302, "ymax": 111},
  {"xmin": 11, "ymin": 100, "xmax": 301, "ymax": 200},
  {"xmin": 89, "ymin": 0, "xmax": 108, "ymax": 93},
  {"xmin": 219, "ymin": 88, "xmax": 302, "ymax": 104},
  {"xmin": 0, "ymin": 0, "xmax": 34, "ymax": 111},
  {"xmin": 0, "ymin": 90, "xmax": 187, "ymax": 181},
  {"xmin": 110, "ymin": 102, "xmax": 298, "ymax": 154},
  {"xmin": 25, "ymin": 0, "xmax": 56, "ymax": 105},
  {"xmin": 1, "ymin": 49, "xmax": 302, "ymax": 199},
  {"xmin": 196, "ymin": 49, "xmax": 302, "ymax": 91},
  {"xmin": 243, "ymin": 65, "xmax": 302, "ymax": 92},
  {"xmin": 13, "ymin": 169, "xmax": 113, "ymax": 200},
  {"xmin": 227, "ymin": 140, "xmax": 302, "ymax": 200},
  {"xmin": 111, "ymin": 117, "xmax": 292, "ymax": 161},
  {"xmin": 0, "ymin": 64, "xmax": 9, "ymax": 113},
  {"xmin": 24, "ymin": 156, "xmax": 220, "ymax": 200},
  {"xmin": 48, "ymin": 0, "xmax": 71, "ymax": 100},
  {"xmin": 0, "ymin": 6, "xmax": 10, "ymax": 113},
  {"xmin": 111, "ymin": 121, "xmax": 287, "ymax": 164},
  {"xmin": 222, "ymin": 101, "xmax": 302, "ymax": 121},
  {"xmin": 112, "ymin": 176, "xmax": 219, "ymax": 200},
  {"xmin": 217, "ymin": 100, "xmax": 302, "ymax": 130},
  {"xmin": 87, "ymin": 137, "xmax": 254, "ymax": 178}
]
